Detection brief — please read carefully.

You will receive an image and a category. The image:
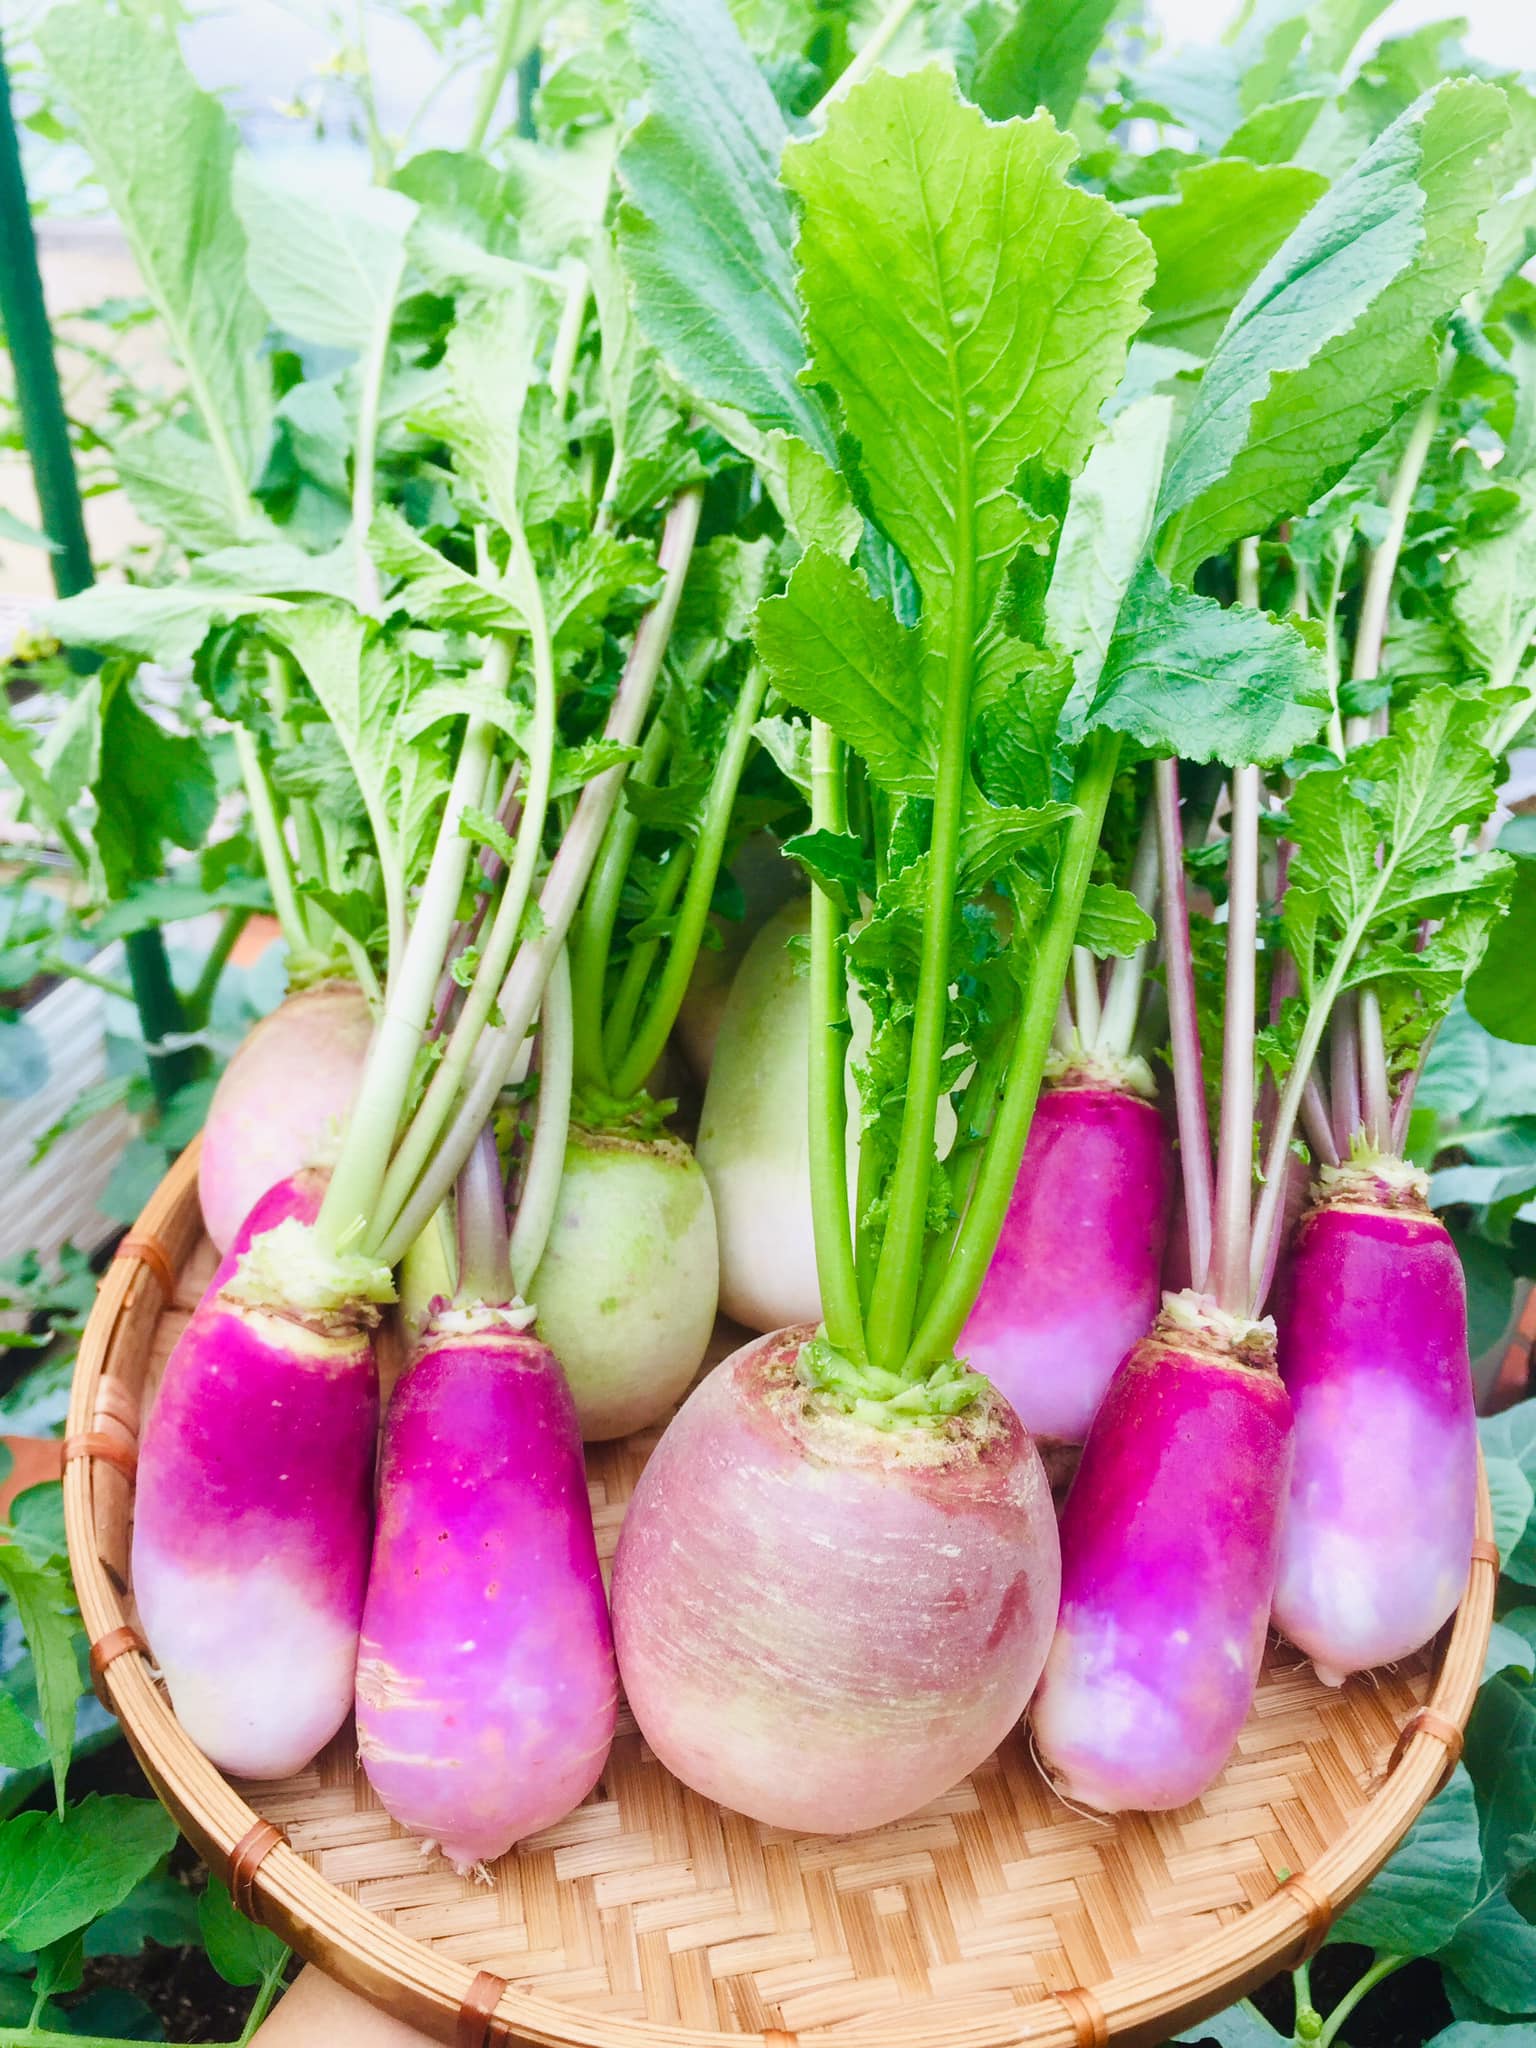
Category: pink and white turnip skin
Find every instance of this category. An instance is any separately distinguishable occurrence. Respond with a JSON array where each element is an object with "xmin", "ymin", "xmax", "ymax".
[
  {"xmin": 1273, "ymin": 1160, "xmax": 1476, "ymax": 1687},
  {"xmin": 132, "ymin": 1279, "xmax": 378, "ymax": 1780},
  {"xmin": 611, "ymin": 1326, "xmax": 1060, "ymax": 1834},
  {"xmin": 959, "ymin": 1074, "xmax": 1172, "ymax": 1448},
  {"xmin": 205, "ymin": 1167, "xmax": 328, "ymax": 1297},
  {"xmin": 1030, "ymin": 1293, "xmax": 1293, "ymax": 1813},
  {"xmin": 199, "ymin": 981, "xmax": 373, "ymax": 1254},
  {"xmin": 355, "ymin": 1314, "xmax": 617, "ymax": 1870}
]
